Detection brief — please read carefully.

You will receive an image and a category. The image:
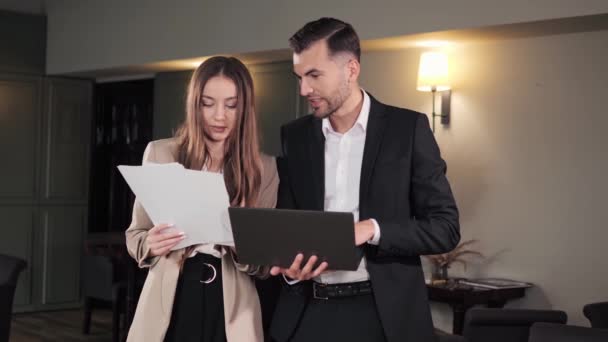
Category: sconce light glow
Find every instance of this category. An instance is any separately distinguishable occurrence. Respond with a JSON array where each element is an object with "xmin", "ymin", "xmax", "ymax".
[
  {"xmin": 415, "ymin": 40, "xmax": 451, "ymax": 48},
  {"xmin": 416, "ymin": 51, "xmax": 452, "ymax": 133},
  {"xmin": 190, "ymin": 60, "xmax": 205, "ymax": 68},
  {"xmin": 417, "ymin": 51, "xmax": 450, "ymax": 92}
]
